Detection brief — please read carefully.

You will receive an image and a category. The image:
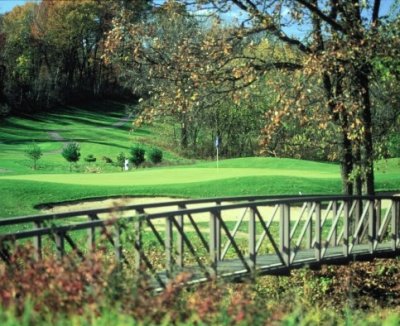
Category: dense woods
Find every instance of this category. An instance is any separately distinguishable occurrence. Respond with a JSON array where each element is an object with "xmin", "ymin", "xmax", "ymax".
[{"xmin": 1, "ymin": 0, "xmax": 400, "ymax": 195}]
